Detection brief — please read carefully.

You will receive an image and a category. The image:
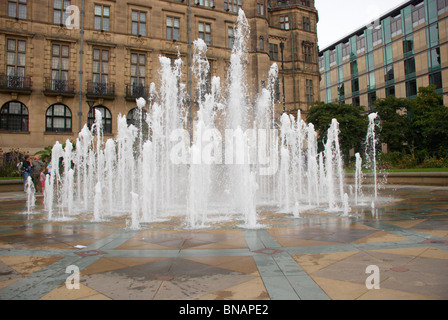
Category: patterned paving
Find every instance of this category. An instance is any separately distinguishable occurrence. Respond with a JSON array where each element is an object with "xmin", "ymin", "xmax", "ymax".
[{"xmin": 0, "ymin": 185, "xmax": 447, "ymax": 300}]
